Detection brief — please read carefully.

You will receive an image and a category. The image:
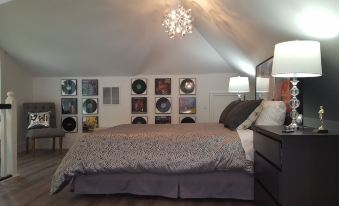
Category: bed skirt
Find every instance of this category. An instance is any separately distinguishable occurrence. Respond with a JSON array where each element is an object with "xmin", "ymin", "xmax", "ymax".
[{"xmin": 72, "ymin": 171, "xmax": 254, "ymax": 200}]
